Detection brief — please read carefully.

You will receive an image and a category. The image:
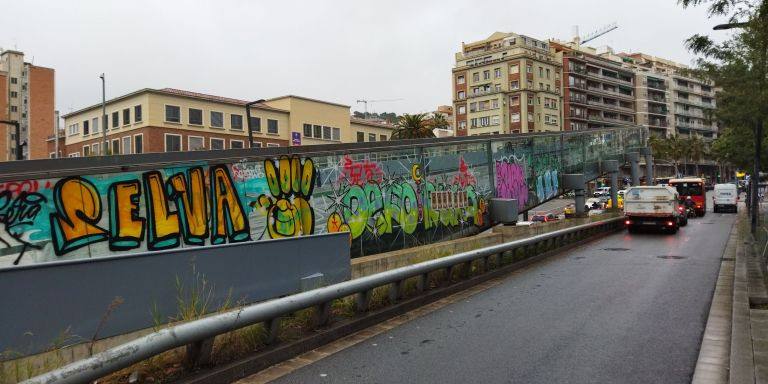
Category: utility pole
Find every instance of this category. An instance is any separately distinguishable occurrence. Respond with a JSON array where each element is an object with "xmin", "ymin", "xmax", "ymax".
[{"xmin": 100, "ymin": 73, "xmax": 106, "ymax": 155}]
